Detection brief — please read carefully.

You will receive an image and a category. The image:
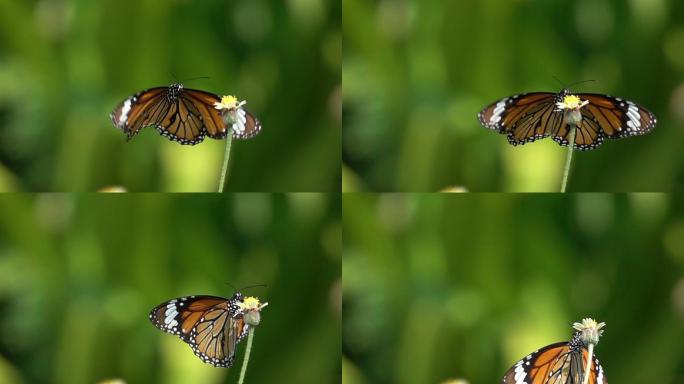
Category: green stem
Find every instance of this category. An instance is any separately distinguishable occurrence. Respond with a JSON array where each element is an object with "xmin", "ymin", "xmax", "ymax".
[
  {"xmin": 560, "ymin": 125, "xmax": 576, "ymax": 193},
  {"xmin": 582, "ymin": 343, "xmax": 594, "ymax": 384},
  {"xmin": 237, "ymin": 328, "xmax": 255, "ymax": 384},
  {"xmin": 218, "ymin": 133, "xmax": 233, "ymax": 192}
]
